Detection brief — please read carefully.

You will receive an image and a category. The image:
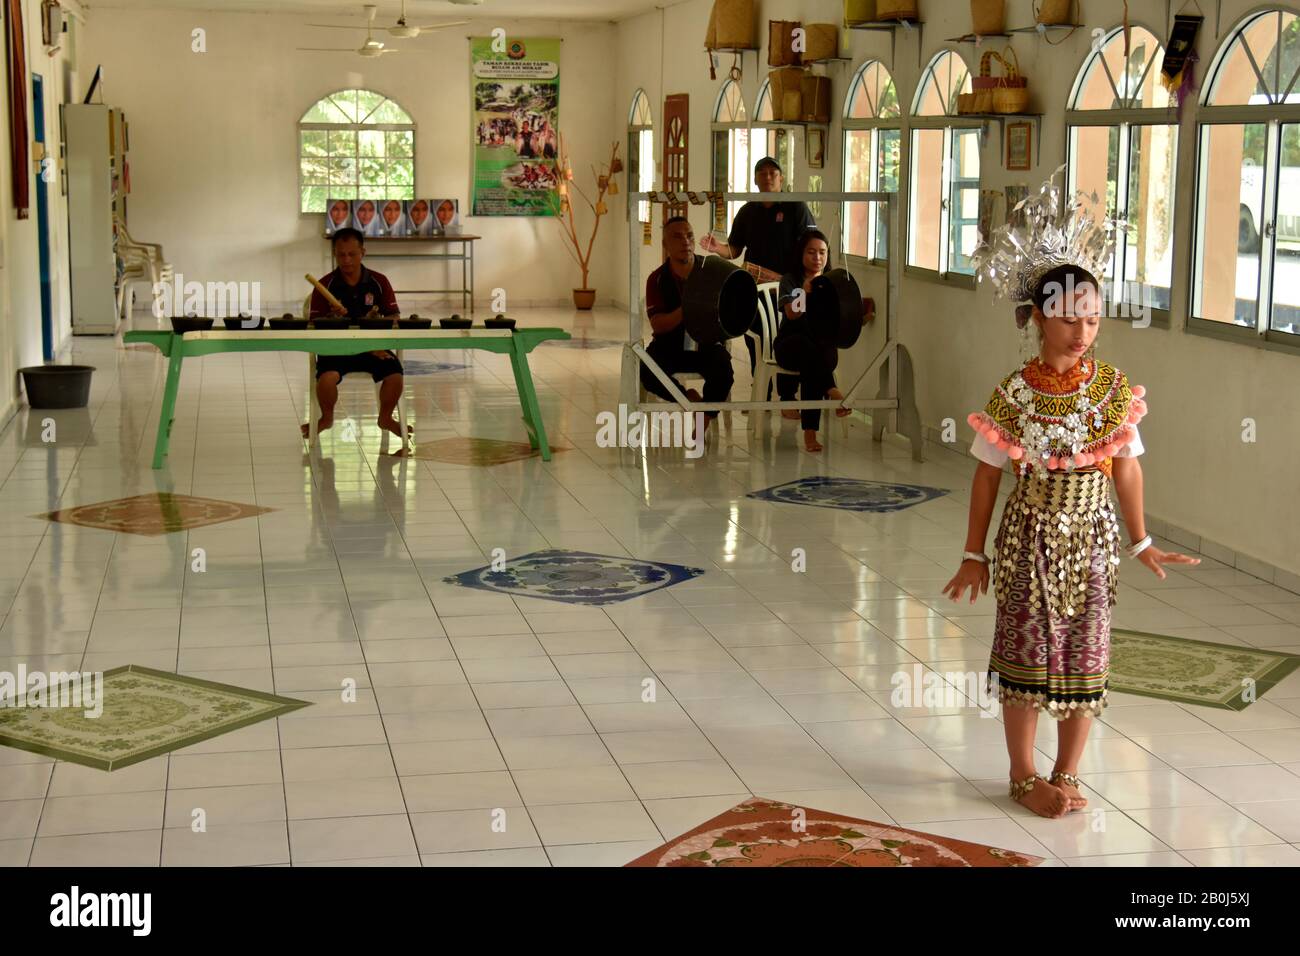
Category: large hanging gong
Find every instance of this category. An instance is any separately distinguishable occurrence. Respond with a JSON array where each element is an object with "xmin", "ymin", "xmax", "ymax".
[
  {"xmin": 682, "ymin": 255, "xmax": 758, "ymax": 345},
  {"xmin": 807, "ymin": 268, "xmax": 866, "ymax": 349}
]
